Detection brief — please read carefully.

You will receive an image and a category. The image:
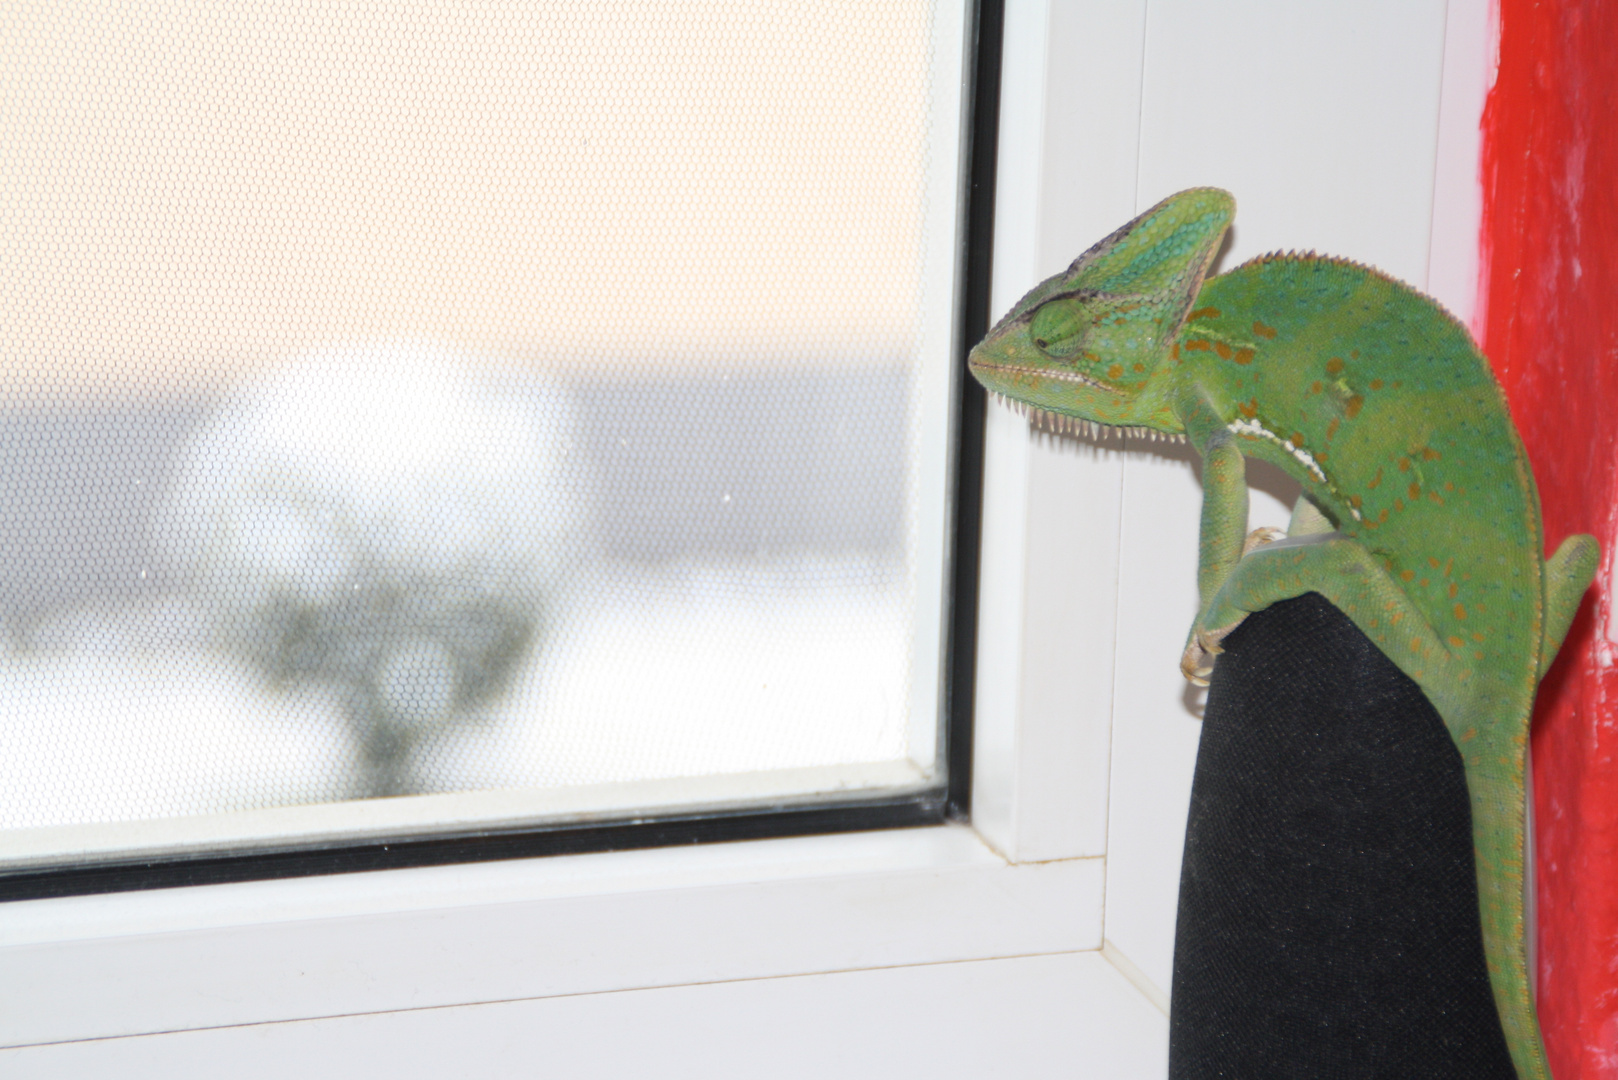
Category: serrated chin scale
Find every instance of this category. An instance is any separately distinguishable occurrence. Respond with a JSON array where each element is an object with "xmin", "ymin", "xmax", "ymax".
[{"xmin": 988, "ymin": 391, "xmax": 1187, "ymax": 443}]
